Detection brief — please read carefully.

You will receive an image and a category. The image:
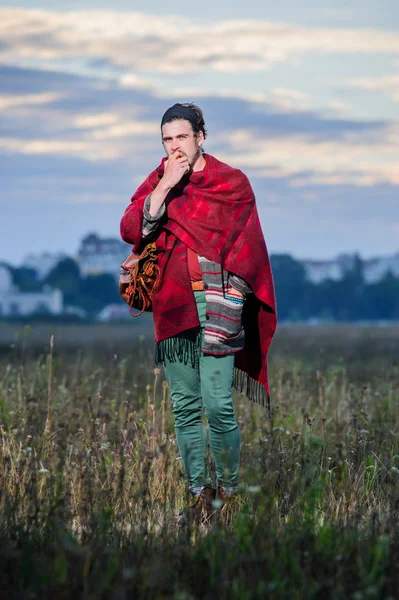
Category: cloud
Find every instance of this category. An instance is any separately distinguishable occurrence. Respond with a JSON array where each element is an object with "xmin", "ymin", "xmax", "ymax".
[
  {"xmin": 156, "ymin": 86, "xmax": 313, "ymax": 112},
  {"xmin": 350, "ymin": 75, "xmax": 399, "ymax": 103},
  {"xmin": 0, "ymin": 121, "xmax": 159, "ymax": 161},
  {"xmin": 0, "ymin": 64, "xmax": 397, "ymax": 188},
  {"xmin": 1, "ymin": 8, "xmax": 399, "ymax": 77},
  {"xmin": 87, "ymin": 121, "xmax": 159, "ymax": 140},
  {"xmin": 0, "ymin": 137, "xmax": 119, "ymax": 160},
  {"xmin": 72, "ymin": 113, "xmax": 121, "ymax": 128},
  {"xmin": 266, "ymin": 88, "xmax": 312, "ymax": 111},
  {"xmin": 0, "ymin": 92, "xmax": 64, "ymax": 111},
  {"xmin": 351, "ymin": 75, "xmax": 399, "ymax": 91},
  {"xmin": 136, "ymin": 81, "xmax": 354, "ymax": 118},
  {"xmin": 0, "ymin": 8, "xmax": 397, "ymax": 264},
  {"xmin": 220, "ymin": 124, "xmax": 399, "ymax": 186},
  {"xmin": 0, "ymin": 65, "xmax": 162, "ymax": 159},
  {"xmin": 0, "ymin": 65, "xmax": 372, "ymax": 146},
  {"xmin": 0, "ymin": 89, "xmax": 398, "ymax": 263}
]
